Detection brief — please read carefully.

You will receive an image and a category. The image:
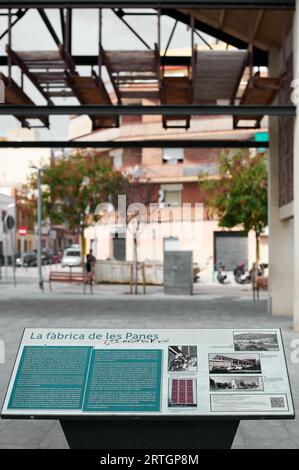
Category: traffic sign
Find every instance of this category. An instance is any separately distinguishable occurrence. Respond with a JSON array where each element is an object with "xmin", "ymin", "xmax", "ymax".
[{"xmin": 18, "ymin": 226, "xmax": 28, "ymax": 237}]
